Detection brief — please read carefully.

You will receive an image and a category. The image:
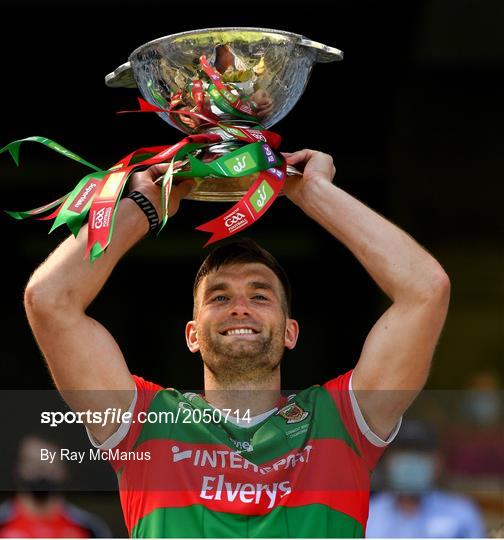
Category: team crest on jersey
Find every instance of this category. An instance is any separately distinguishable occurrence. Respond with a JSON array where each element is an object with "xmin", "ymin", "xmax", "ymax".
[{"xmin": 277, "ymin": 403, "xmax": 310, "ymax": 424}]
